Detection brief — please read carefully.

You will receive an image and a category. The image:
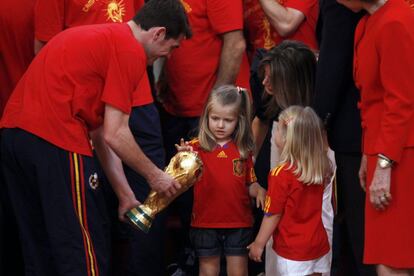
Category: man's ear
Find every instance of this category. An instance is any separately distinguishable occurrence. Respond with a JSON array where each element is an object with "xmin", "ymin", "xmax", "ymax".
[{"xmin": 152, "ymin": 27, "xmax": 166, "ymax": 41}]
